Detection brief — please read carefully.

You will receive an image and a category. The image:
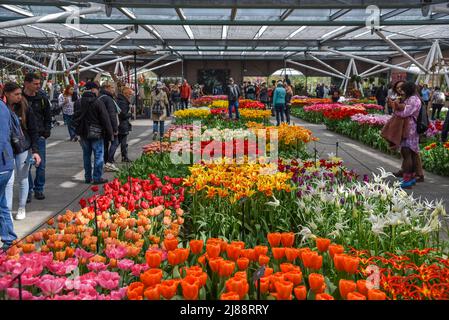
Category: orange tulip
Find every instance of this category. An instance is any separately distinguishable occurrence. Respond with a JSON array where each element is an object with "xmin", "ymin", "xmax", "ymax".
[
  {"xmin": 181, "ymin": 276, "xmax": 199, "ymax": 300},
  {"xmin": 189, "ymin": 240, "xmax": 204, "ymax": 255},
  {"xmin": 356, "ymin": 280, "xmax": 369, "ymax": 296},
  {"xmin": 267, "ymin": 232, "xmax": 281, "ymax": 247},
  {"xmin": 316, "ymin": 238, "xmax": 331, "ymax": 252},
  {"xmin": 280, "ymin": 232, "xmax": 295, "ymax": 247},
  {"xmin": 237, "ymin": 257, "xmax": 249, "ymax": 270},
  {"xmin": 368, "ymin": 289, "xmax": 387, "ymax": 300},
  {"xmin": 159, "ymin": 280, "xmax": 179, "ymax": 300},
  {"xmin": 241, "ymin": 249, "xmax": 256, "ymax": 261},
  {"xmin": 140, "ymin": 269, "xmax": 163, "ymax": 287},
  {"xmin": 145, "ymin": 250, "xmax": 162, "ymax": 268},
  {"xmin": 264, "ymin": 267, "xmax": 274, "ymax": 276},
  {"xmin": 168, "ymin": 250, "xmax": 179, "ymax": 266},
  {"xmin": 226, "ymin": 244, "xmax": 241, "ymax": 261},
  {"xmin": 329, "ymin": 244, "xmax": 344, "ymax": 258},
  {"xmin": 347, "ymin": 292, "xmax": 366, "ymax": 300},
  {"xmin": 258, "ymin": 254, "xmax": 270, "ymax": 266},
  {"xmin": 144, "ymin": 285, "xmax": 160, "ymax": 300},
  {"xmin": 308, "ymin": 273, "xmax": 325, "ymax": 293},
  {"xmin": 280, "ymin": 263, "xmax": 295, "ymax": 273},
  {"xmin": 55, "ymin": 251, "xmax": 66, "ymax": 261},
  {"xmin": 206, "ymin": 243, "xmax": 221, "ymax": 259},
  {"xmin": 21, "ymin": 243, "xmax": 35, "ymax": 253},
  {"xmin": 230, "ymin": 241, "xmax": 245, "ymax": 250},
  {"xmin": 127, "ymin": 282, "xmax": 144, "ymax": 300},
  {"xmin": 302, "ymin": 251, "xmax": 323, "ymax": 270},
  {"xmin": 198, "ymin": 254, "xmax": 206, "ymax": 266},
  {"xmin": 257, "ymin": 276, "xmax": 270, "ymax": 294},
  {"xmin": 339, "ymin": 279, "xmax": 356, "ymax": 299},
  {"xmin": 297, "ymin": 247, "xmax": 312, "ymax": 262},
  {"xmin": 225, "ymin": 277, "xmax": 249, "ymax": 299},
  {"xmin": 343, "ymin": 256, "xmax": 360, "ymax": 274},
  {"xmin": 284, "ymin": 270, "xmax": 303, "ymax": 286},
  {"xmin": 234, "ymin": 271, "xmax": 247, "ymax": 280},
  {"xmin": 274, "ymin": 280, "xmax": 293, "ymax": 300},
  {"xmin": 164, "ymin": 237, "xmax": 178, "ymax": 251},
  {"xmin": 333, "ymin": 254, "xmax": 346, "ymax": 272},
  {"xmin": 254, "ymin": 245, "xmax": 268, "ymax": 259},
  {"xmin": 220, "ymin": 292, "xmax": 240, "ymax": 300},
  {"xmin": 316, "ymin": 293, "xmax": 334, "ymax": 300},
  {"xmin": 272, "ymin": 247, "xmax": 286, "ymax": 260},
  {"xmin": 218, "ymin": 260, "xmax": 235, "ymax": 278},
  {"xmin": 177, "ymin": 248, "xmax": 190, "ymax": 264},
  {"xmin": 285, "ymin": 248, "xmax": 298, "ymax": 262},
  {"xmin": 209, "ymin": 257, "xmax": 224, "ymax": 273},
  {"xmin": 294, "ymin": 285, "xmax": 307, "ymax": 300}
]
